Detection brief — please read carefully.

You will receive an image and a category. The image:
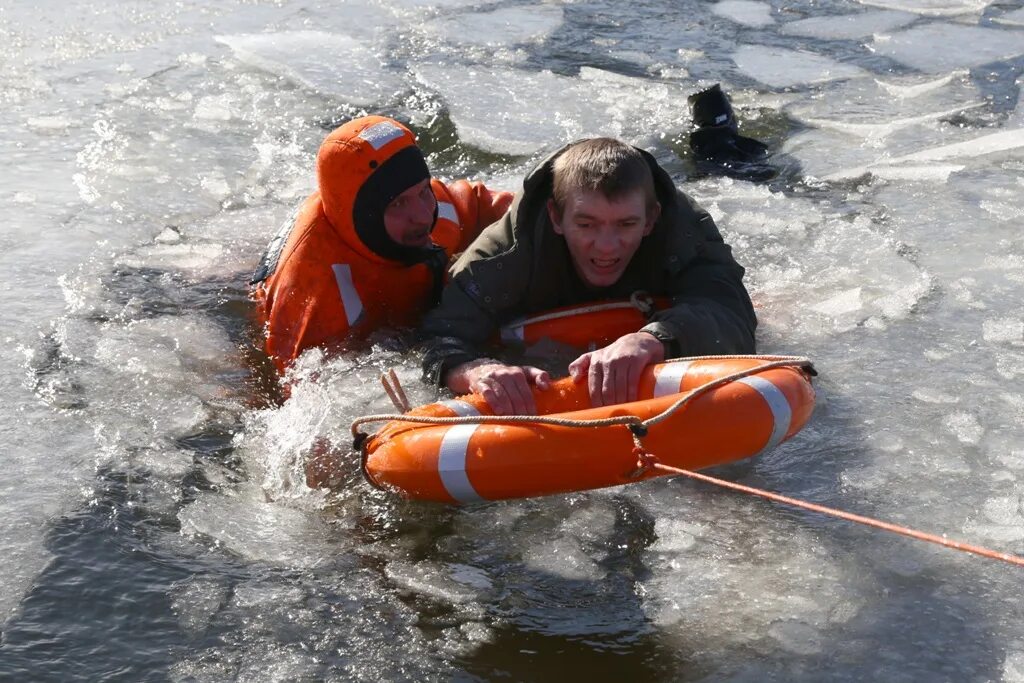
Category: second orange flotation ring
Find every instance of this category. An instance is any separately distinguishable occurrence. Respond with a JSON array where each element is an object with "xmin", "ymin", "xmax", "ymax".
[
  {"xmin": 360, "ymin": 356, "xmax": 816, "ymax": 504},
  {"xmin": 498, "ymin": 296, "xmax": 669, "ymax": 348}
]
